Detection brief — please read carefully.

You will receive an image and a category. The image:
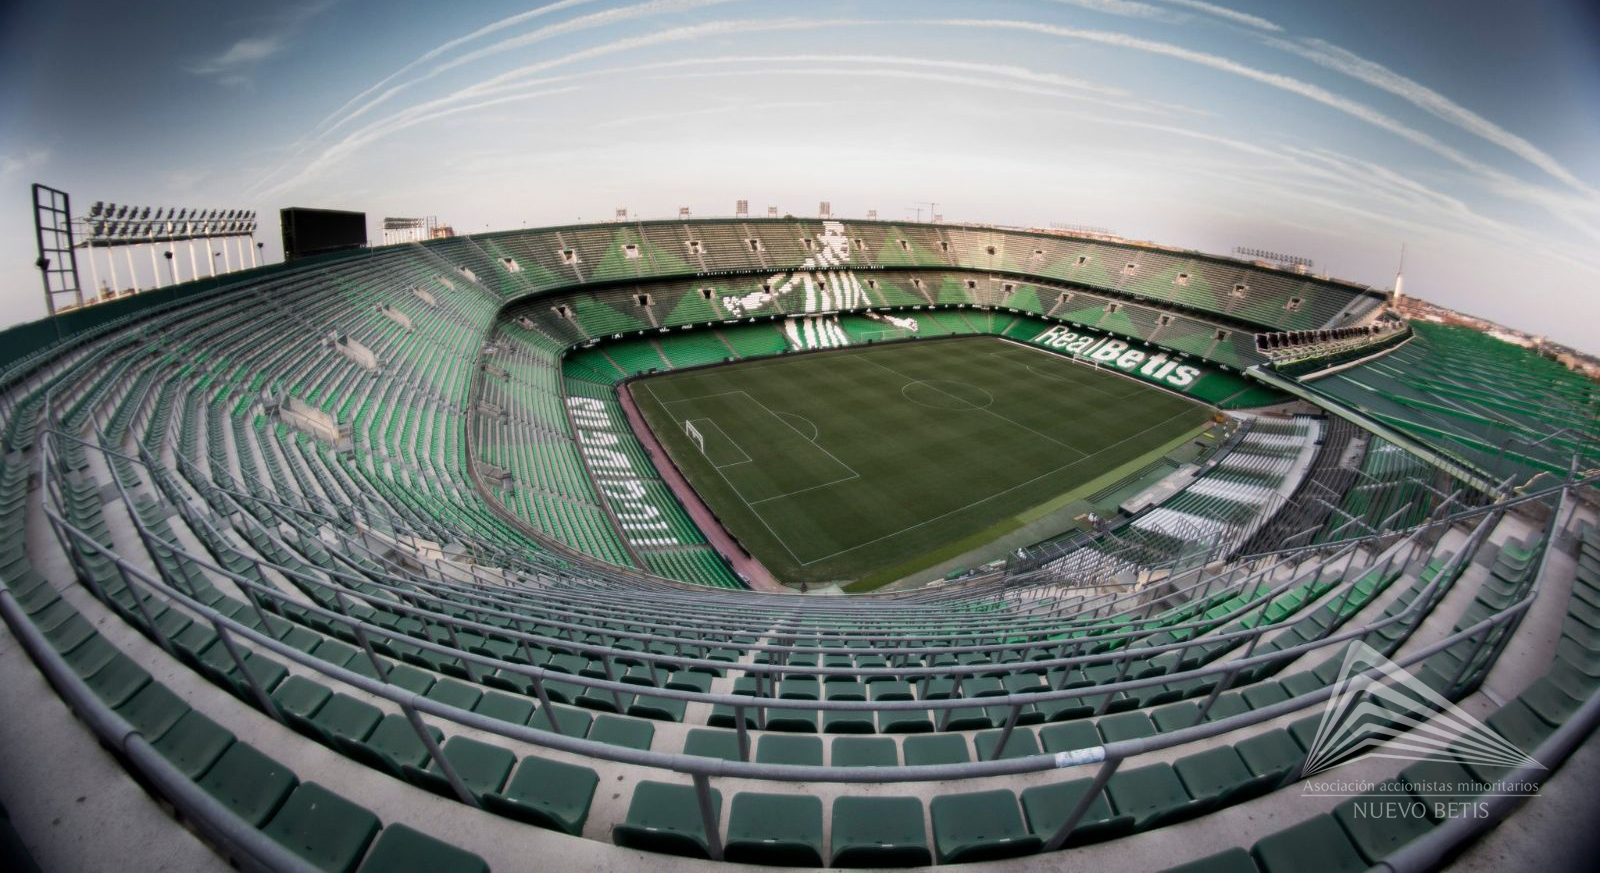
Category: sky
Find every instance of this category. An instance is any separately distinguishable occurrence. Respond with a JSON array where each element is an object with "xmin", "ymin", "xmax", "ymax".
[{"xmin": 2, "ymin": 0, "xmax": 1598, "ymax": 350}]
